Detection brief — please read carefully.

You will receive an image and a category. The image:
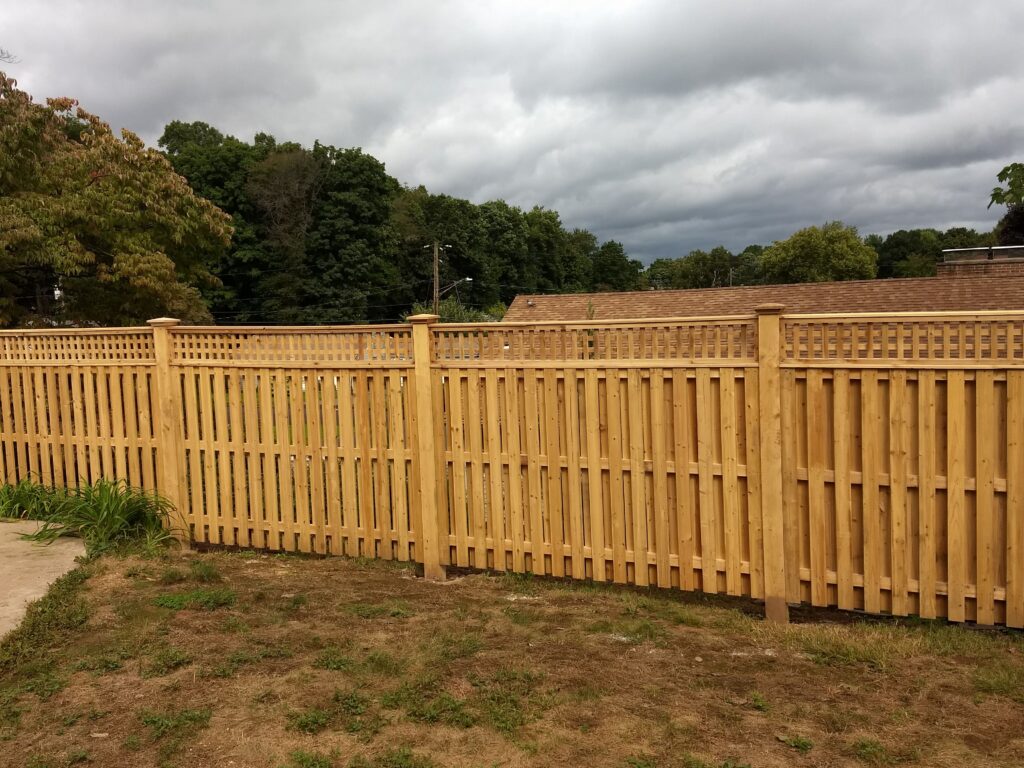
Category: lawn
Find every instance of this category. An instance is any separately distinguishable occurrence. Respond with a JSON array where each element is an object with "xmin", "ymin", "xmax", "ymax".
[{"xmin": 2, "ymin": 551, "xmax": 1023, "ymax": 768}]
